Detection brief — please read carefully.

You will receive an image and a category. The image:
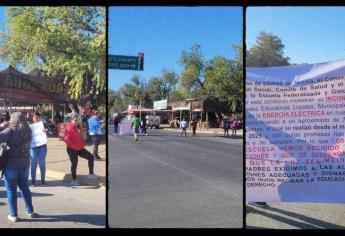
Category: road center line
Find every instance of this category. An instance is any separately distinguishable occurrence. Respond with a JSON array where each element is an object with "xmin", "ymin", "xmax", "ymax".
[{"xmin": 113, "ymin": 139, "xmax": 241, "ymax": 199}]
